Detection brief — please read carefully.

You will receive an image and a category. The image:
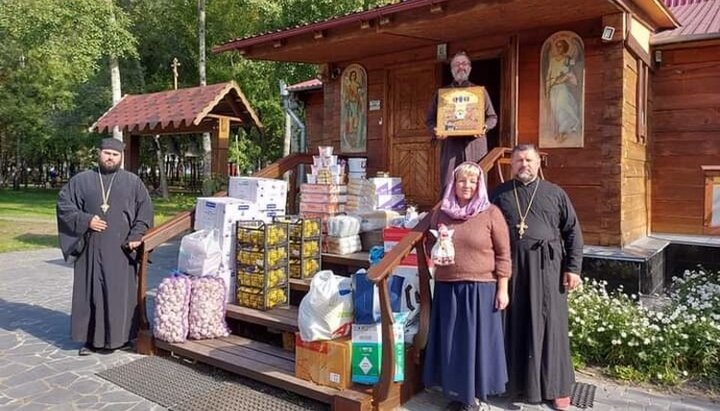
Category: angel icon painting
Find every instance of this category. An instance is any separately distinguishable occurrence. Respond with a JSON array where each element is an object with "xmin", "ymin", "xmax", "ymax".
[{"xmin": 539, "ymin": 31, "xmax": 584, "ymax": 148}]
